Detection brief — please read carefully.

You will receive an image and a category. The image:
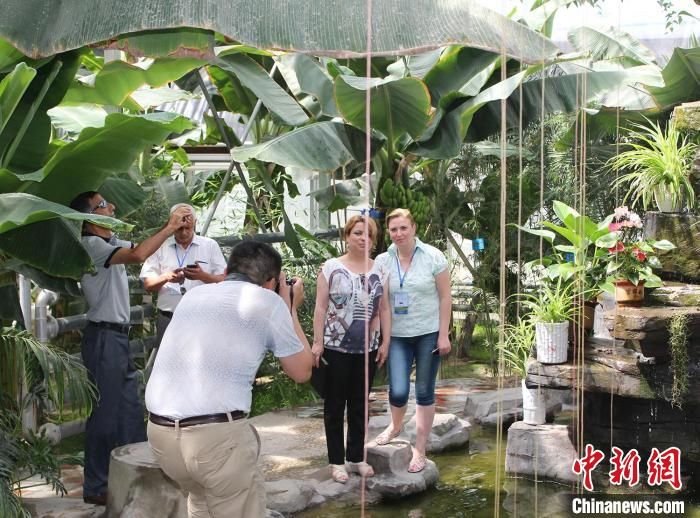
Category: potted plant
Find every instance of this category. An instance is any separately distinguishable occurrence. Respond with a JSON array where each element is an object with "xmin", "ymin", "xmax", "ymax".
[
  {"xmin": 501, "ymin": 318, "xmax": 545, "ymax": 425},
  {"xmin": 598, "ymin": 206, "xmax": 676, "ymax": 304},
  {"xmin": 516, "ymin": 201, "xmax": 611, "ymax": 331},
  {"xmin": 519, "ymin": 280, "xmax": 576, "ymax": 364},
  {"xmin": 607, "ymin": 118, "xmax": 697, "ymax": 213}
]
